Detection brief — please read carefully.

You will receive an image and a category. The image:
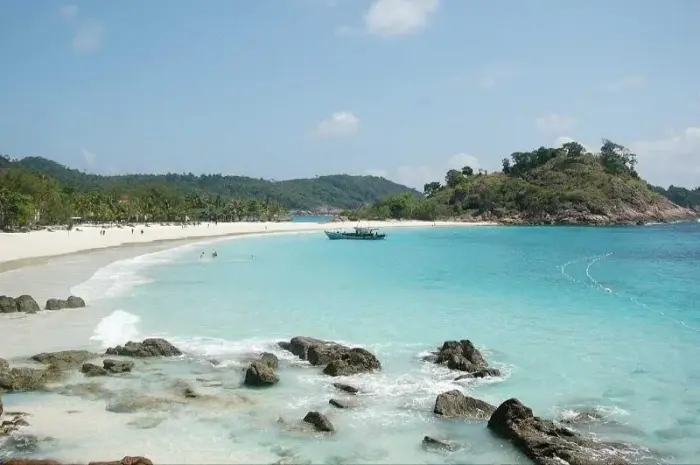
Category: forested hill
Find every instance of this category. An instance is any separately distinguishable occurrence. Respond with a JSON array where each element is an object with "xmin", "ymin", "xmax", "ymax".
[
  {"xmin": 6, "ymin": 156, "xmax": 419, "ymax": 210},
  {"xmin": 651, "ymin": 185, "xmax": 700, "ymax": 212},
  {"xmin": 343, "ymin": 139, "xmax": 697, "ymax": 225}
]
